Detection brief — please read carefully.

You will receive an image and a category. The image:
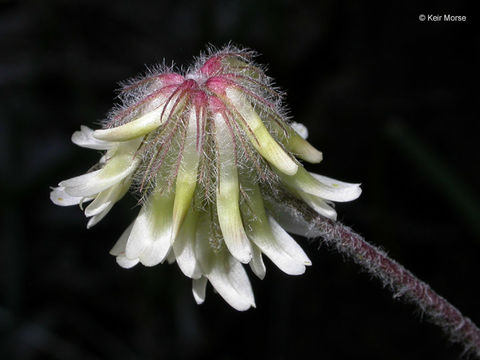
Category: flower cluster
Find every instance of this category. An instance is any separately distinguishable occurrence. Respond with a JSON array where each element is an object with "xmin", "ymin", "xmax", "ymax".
[{"xmin": 50, "ymin": 46, "xmax": 361, "ymax": 310}]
